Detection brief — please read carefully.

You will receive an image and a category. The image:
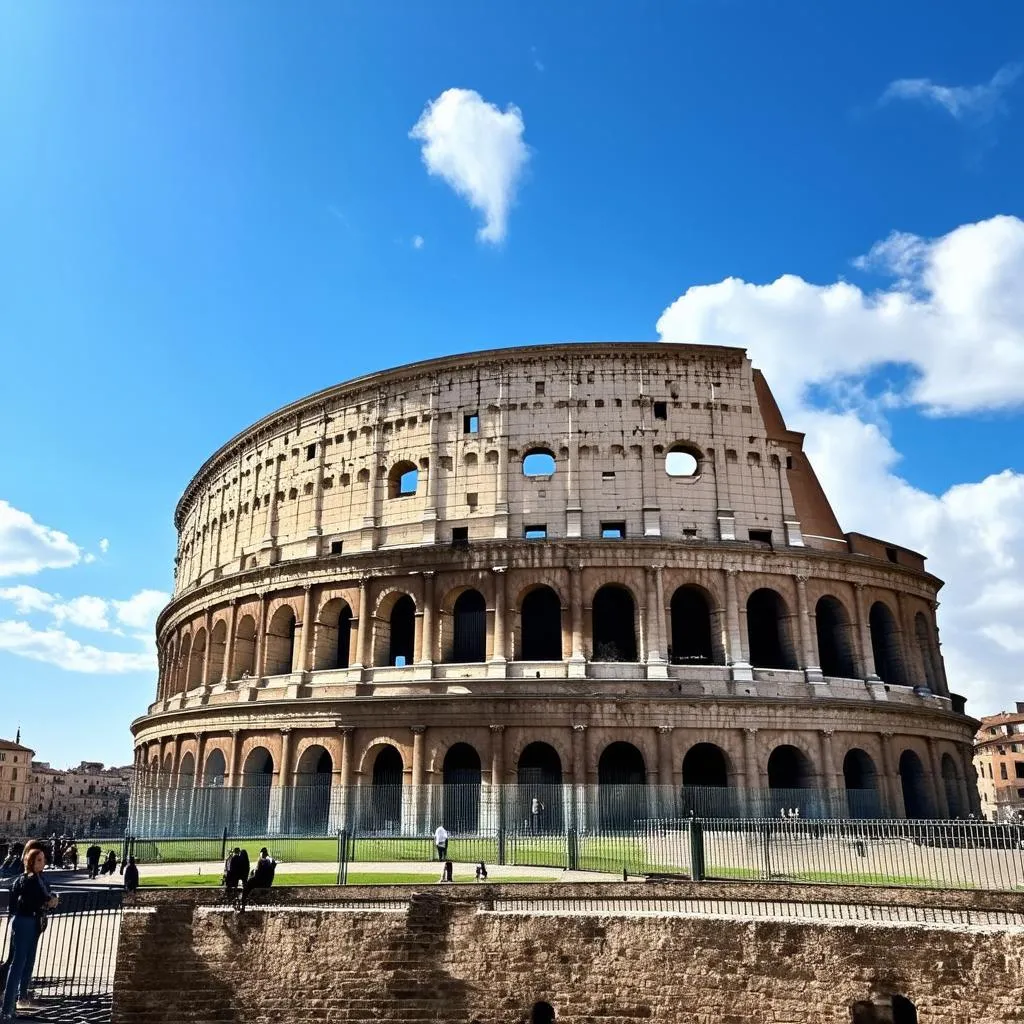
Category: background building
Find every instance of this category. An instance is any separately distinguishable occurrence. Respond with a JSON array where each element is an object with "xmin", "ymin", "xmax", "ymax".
[
  {"xmin": 132, "ymin": 342, "xmax": 979, "ymax": 837},
  {"xmin": 0, "ymin": 737, "xmax": 35, "ymax": 833},
  {"xmin": 27, "ymin": 761, "xmax": 134, "ymax": 836},
  {"xmin": 973, "ymin": 704, "xmax": 1024, "ymax": 821}
]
